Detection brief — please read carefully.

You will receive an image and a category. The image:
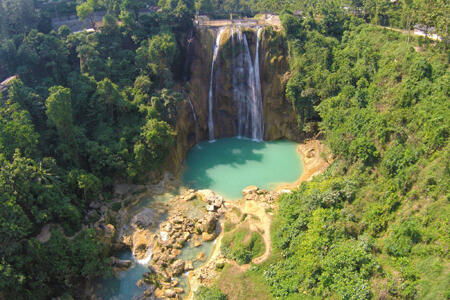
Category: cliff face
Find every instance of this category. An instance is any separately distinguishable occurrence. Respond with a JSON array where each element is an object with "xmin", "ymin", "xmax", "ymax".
[{"xmin": 169, "ymin": 26, "xmax": 301, "ymax": 173}]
